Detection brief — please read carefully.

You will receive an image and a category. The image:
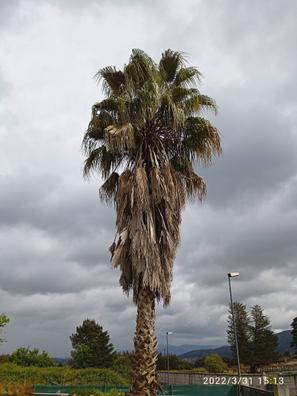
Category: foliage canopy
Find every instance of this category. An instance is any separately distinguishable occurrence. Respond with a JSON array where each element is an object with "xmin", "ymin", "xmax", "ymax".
[
  {"xmin": 0, "ymin": 363, "xmax": 128, "ymax": 385},
  {"xmin": 0, "ymin": 314, "xmax": 9, "ymax": 344},
  {"xmin": 290, "ymin": 316, "xmax": 297, "ymax": 353},
  {"xmin": 10, "ymin": 347, "xmax": 54, "ymax": 367},
  {"xmin": 70, "ymin": 319, "xmax": 115, "ymax": 368},
  {"xmin": 227, "ymin": 303, "xmax": 278, "ymax": 370},
  {"xmin": 203, "ymin": 354, "xmax": 228, "ymax": 373},
  {"xmin": 227, "ymin": 302, "xmax": 251, "ymax": 364}
]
